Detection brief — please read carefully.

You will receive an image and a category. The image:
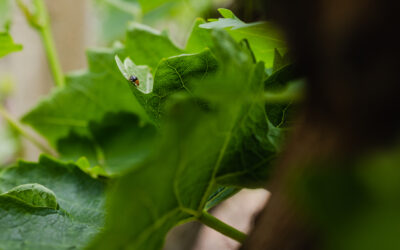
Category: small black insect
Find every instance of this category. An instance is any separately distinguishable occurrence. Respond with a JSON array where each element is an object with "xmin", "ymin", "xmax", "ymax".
[{"xmin": 129, "ymin": 75, "xmax": 140, "ymax": 86}]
